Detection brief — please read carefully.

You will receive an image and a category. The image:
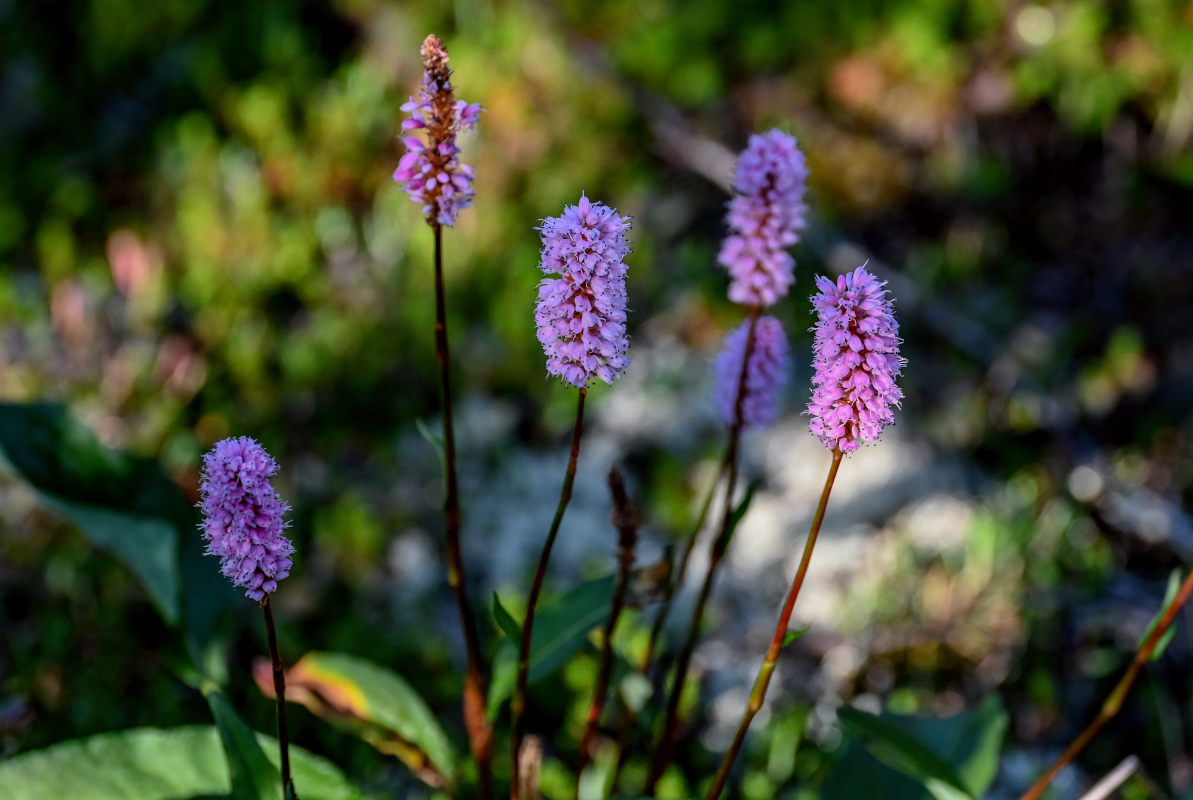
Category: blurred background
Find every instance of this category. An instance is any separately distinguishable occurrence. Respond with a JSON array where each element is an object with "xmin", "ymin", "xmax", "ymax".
[{"xmin": 2, "ymin": 0, "xmax": 1193, "ymax": 797}]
